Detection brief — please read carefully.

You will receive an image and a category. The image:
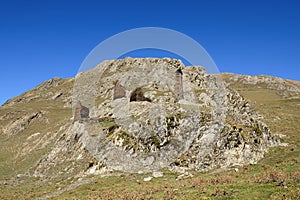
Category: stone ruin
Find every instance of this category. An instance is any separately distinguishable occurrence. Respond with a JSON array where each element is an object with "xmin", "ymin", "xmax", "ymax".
[
  {"xmin": 175, "ymin": 68, "xmax": 184, "ymax": 101},
  {"xmin": 113, "ymin": 80, "xmax": 126, "ymax": 100},
  {"xmin": 74, "ymin": 69, "xmax": 184, "ymax": 122},
  {"xmin": 112, "ymin": 68, "xmax": 184, "ymax": 103},
  {"xmin": 130, "ymin": 87, "xmax": 151, "ymax": 102},
  {"xmin": 73, "ymin": 101, "xmax": 89, "ymax": 122}
]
